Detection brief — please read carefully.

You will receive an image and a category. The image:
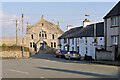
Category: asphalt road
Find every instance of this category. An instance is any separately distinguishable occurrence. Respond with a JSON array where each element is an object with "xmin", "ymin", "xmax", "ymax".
[{"xmin": 2, "ymin": 53, "xmax": 119, "ymax": 78}]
